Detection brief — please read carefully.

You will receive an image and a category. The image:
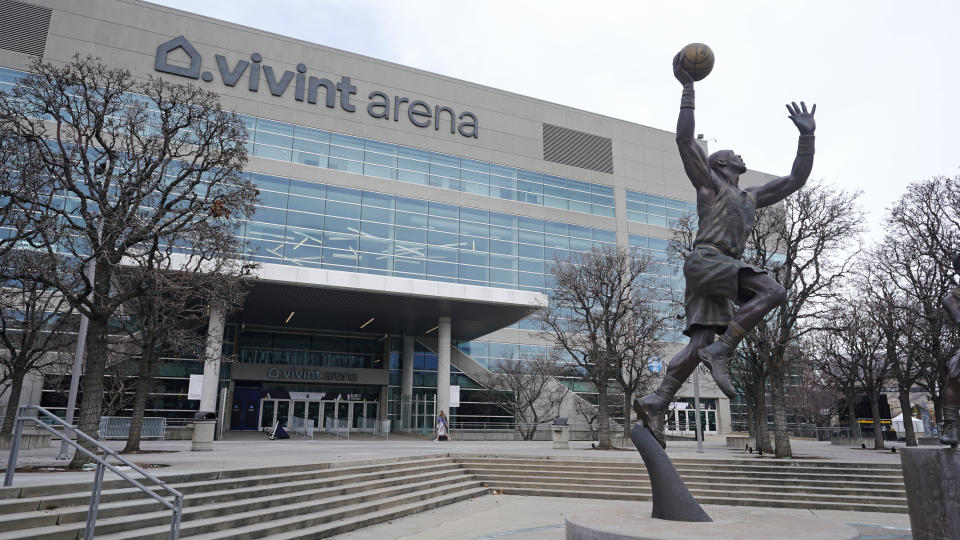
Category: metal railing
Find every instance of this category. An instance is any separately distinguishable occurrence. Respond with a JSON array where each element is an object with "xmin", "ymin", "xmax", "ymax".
[
  {"xmin": 3, "ymin": 405, "xmax": 183, "ymax": 540},
  {"xmin": 98, "ymin": 416, "xmax": 167, "ymax": 440}
]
